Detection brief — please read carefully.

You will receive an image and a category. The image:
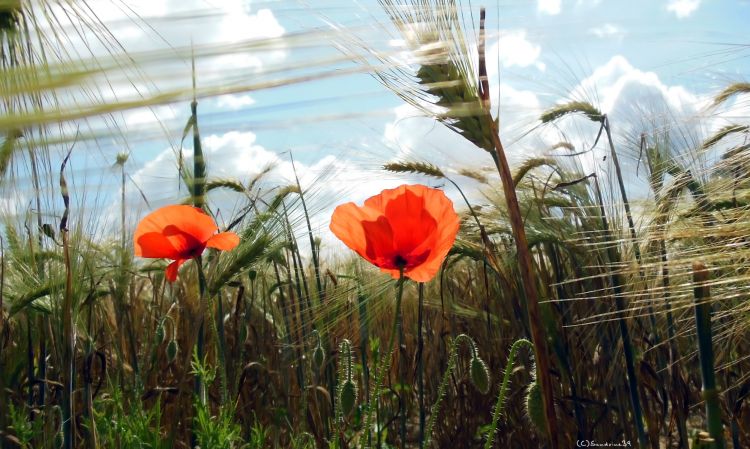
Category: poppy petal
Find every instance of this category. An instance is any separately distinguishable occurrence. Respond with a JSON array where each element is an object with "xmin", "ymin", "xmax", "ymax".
[
  {"xmin": 135, "ymin": 232, "xmax": 181, "ymax": 259},
  {"xmin": 361, "ymin": 216, "xmax": 397, "ymax": 266},
  {"xmin": 383, "ymin": 188, "xmax": 437, "ymax": 254},
  {"xmin": 405, "ymin": 190, "xmax": 460, "ymax": 282},
  {"xmin": 329, "ymin": 202, "xmax": 382, "ymax": 264},
  {"xmin": 165, "ymin": 259, "xmax": 186, "ymax": 282},
  {"xmin": 134, "ymin": 205, "xmax": 218, "ymax": 250},
  {"xmin": 206, "ymin": 232, "xmax": 240, "ymax": 251}
]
